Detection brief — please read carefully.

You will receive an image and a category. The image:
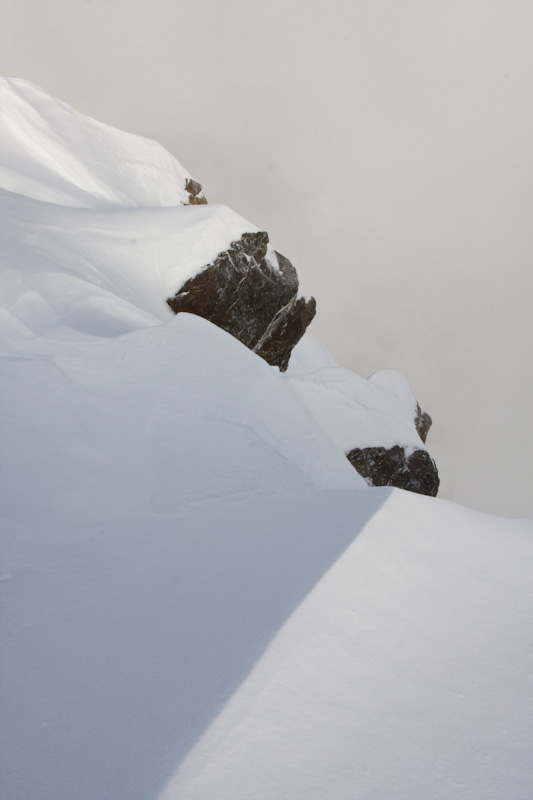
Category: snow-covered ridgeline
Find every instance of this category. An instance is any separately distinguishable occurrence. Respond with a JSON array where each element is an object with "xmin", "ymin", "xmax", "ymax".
[
  {"xmin": 1, "ymin": 78, "xmax": 532, "ymax": 800},
  {"xmin": 1, "ymin": 78, "xmax": 430, "ymax": 487}
]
